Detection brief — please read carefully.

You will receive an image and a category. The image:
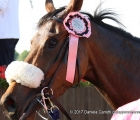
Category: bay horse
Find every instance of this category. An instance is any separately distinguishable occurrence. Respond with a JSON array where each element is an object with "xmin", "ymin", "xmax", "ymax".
[{"xmin": 1, "ymin": 0, "xmax": 140, "ymax": 119}]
